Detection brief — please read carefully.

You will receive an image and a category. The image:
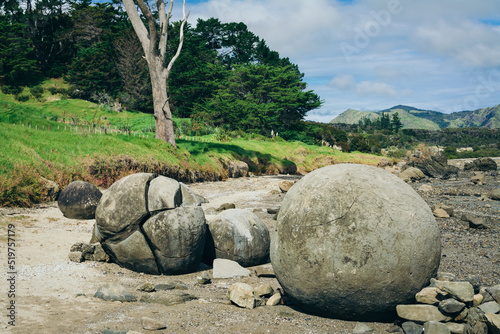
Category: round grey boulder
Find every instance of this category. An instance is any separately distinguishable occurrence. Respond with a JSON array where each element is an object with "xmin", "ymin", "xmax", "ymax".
[
  {"xmin": 58, "ymin": 181, "xmax": 102, "ymax": 219},
  {"xmin": 95, "ymin": 173, "xmax": 206, "ymax": 275},
  {"xmin": 204, "ymin": 209, "xmax": 270, "ymax": 267},
  {"xmin": 270, "ymin": 164, "xmax": 441, "ymax": 321}
]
